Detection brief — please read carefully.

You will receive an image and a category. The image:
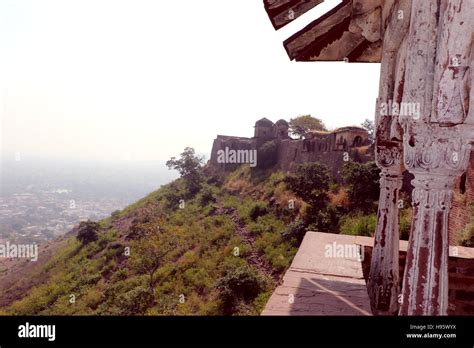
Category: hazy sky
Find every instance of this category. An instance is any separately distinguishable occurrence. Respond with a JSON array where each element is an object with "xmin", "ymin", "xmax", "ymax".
[{"xmin": 0, "ymin": 0, "xmax": 380, "ymax": 162}]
